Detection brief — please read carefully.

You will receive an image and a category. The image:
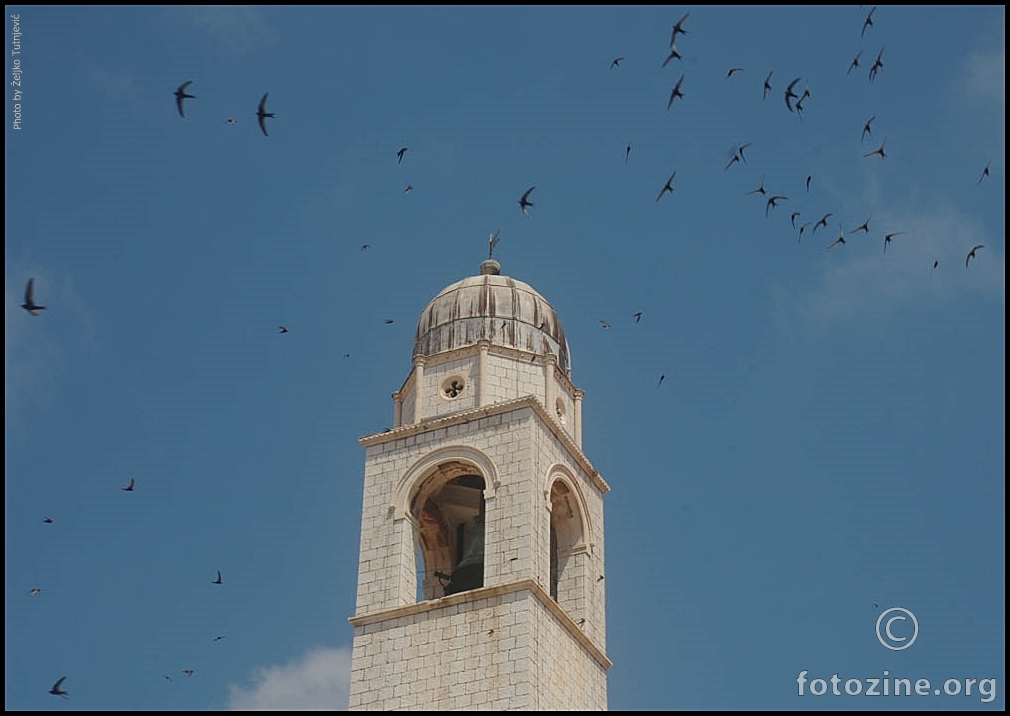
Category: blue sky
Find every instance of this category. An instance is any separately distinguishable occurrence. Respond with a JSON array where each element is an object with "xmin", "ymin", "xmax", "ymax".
[{"xmin": 4, "ymin": 5, "xmax": 1004, "ymax": 711}]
